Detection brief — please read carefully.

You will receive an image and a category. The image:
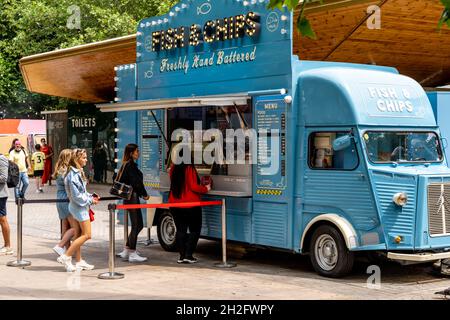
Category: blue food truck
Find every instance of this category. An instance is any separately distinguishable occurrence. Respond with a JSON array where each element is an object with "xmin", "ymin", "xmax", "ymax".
[{"xmin": 100, "ymin": 0, "xmax": 450, "ymax": 277}]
